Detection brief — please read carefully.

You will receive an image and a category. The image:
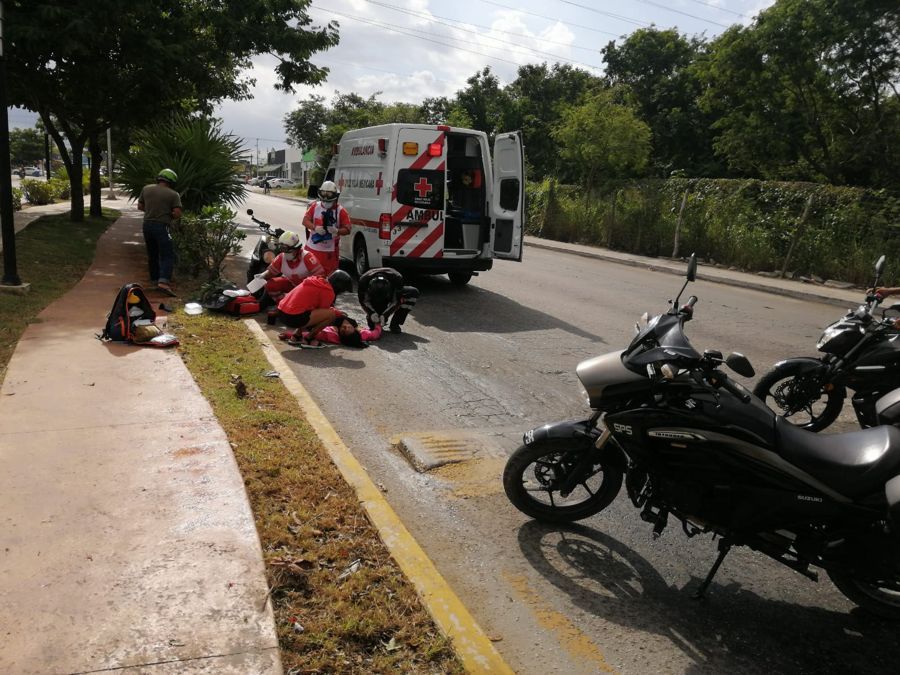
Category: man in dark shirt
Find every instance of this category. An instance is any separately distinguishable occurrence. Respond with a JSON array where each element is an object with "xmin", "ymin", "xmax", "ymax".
[
  {"xmin": 358, "ymin": 267, "xmax": 419, "ymax": 333},
  {"xmin": 138, "ymin": 169, "xmax": 182, "ymax": 296}
]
